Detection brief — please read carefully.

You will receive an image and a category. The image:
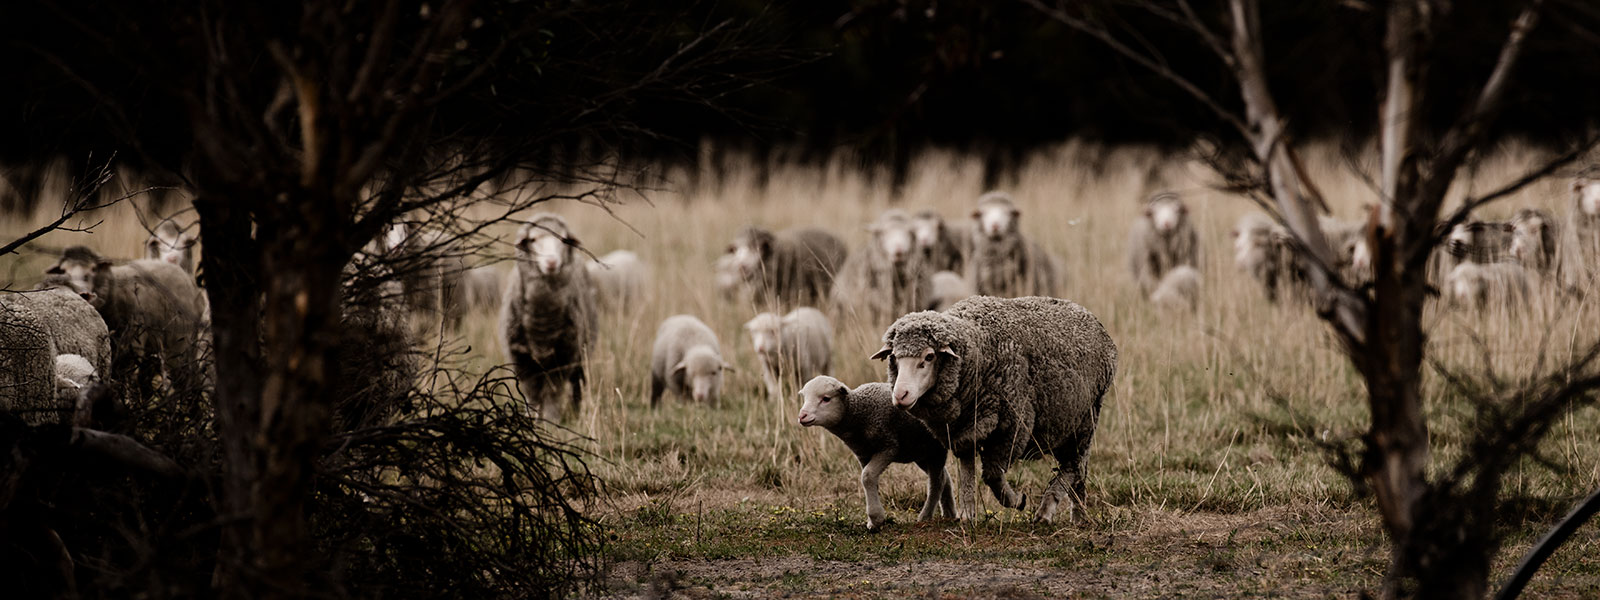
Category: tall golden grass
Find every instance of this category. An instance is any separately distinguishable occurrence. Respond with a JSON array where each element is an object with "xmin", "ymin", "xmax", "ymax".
[{"xmin": 3, "ymin": 141, "xmax": 1596, "ymax": 523}]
